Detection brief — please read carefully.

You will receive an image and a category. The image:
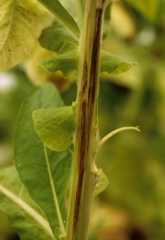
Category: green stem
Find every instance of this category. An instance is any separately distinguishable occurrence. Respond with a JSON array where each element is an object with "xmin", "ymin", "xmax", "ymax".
[{"xmin": 66, "ymin": 1, "xmax": 106, "ymax": 240}]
